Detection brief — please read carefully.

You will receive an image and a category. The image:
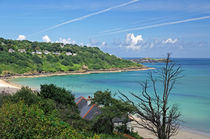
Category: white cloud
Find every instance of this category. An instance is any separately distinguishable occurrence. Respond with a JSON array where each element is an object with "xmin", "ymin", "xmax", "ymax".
[
  {"xmin": 17, "ymin": 35, "xmax": 26, "ymax": 40},
  {"xmin": 87, "ymin": 39, "xmax": 107, "ymax": 47},
  {"xmin": 42, "ymin": 35, "xmax": 51, "ymax": 42},
  {"xmin": 113, "ymin": 34, "xmax": 183, "ymax": 51},
  {"xmin": 56, "ymin": 38, "xmax": 76, "ymax": 45},
  {"xmin": 162, "ymin": 38, "xmax": 178, "ymax": 44},
  {"xmin": 125, "ymin": 33, "xmax": 143, "ymax": 50}
]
